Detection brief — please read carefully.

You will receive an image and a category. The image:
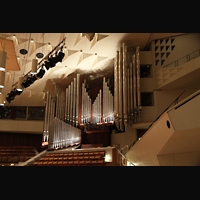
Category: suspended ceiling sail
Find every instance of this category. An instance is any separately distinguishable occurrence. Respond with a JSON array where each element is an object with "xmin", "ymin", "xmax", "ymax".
[
  {"xmin": 1, "ymin": 33, "xmax": 185, "ymax": 106},
  {"xmin": 0, "ymin": 38, "xmax": 20, "ymax": 71}
]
